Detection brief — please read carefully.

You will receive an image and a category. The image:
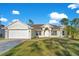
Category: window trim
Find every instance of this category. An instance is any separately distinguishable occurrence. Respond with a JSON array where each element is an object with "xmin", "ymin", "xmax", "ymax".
[{"xmin": 51, "ymin": 30, "xmax": 57, "ymax": 35}]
